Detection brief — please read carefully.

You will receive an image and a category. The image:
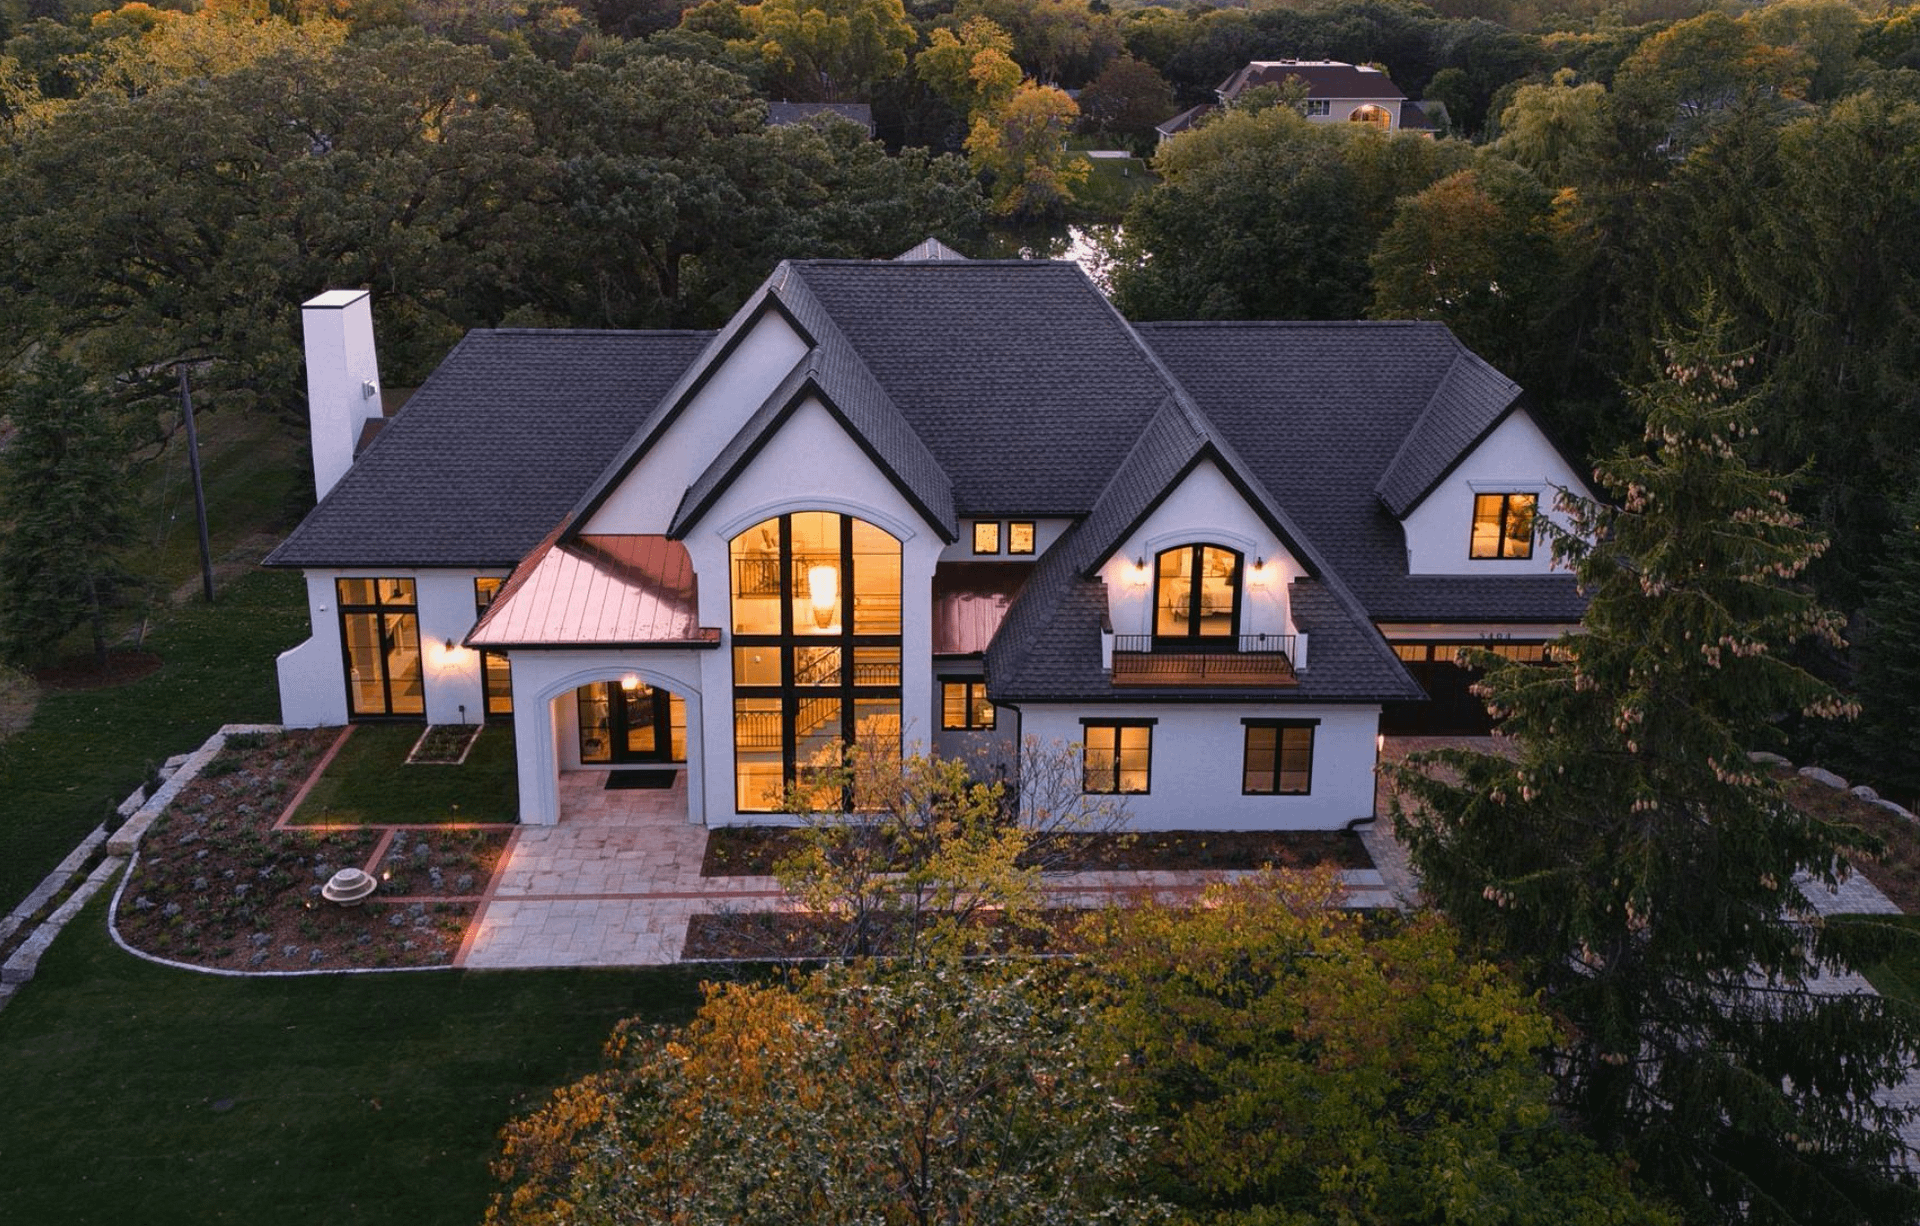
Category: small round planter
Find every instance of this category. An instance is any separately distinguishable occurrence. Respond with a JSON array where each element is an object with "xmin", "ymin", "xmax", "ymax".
[{"xmin": 321, "ymin": 868, "xmax": 378, "ymax": 906}]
